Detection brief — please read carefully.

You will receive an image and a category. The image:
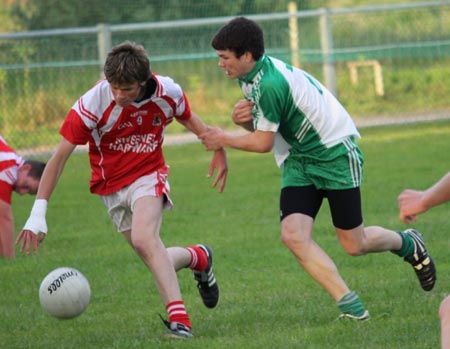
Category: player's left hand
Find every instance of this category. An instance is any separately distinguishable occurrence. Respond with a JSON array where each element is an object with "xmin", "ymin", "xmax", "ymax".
[
  {"xmin": 15, "ymin": 230, "xmax": 45, "ymax": 255},
  {"xmin": 208, "ymin": 148, "xmax": 228, "ymax": 193},
  {"xmin": 232, "ymin": 99, "xmax": 254, "ymax": 128}
]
